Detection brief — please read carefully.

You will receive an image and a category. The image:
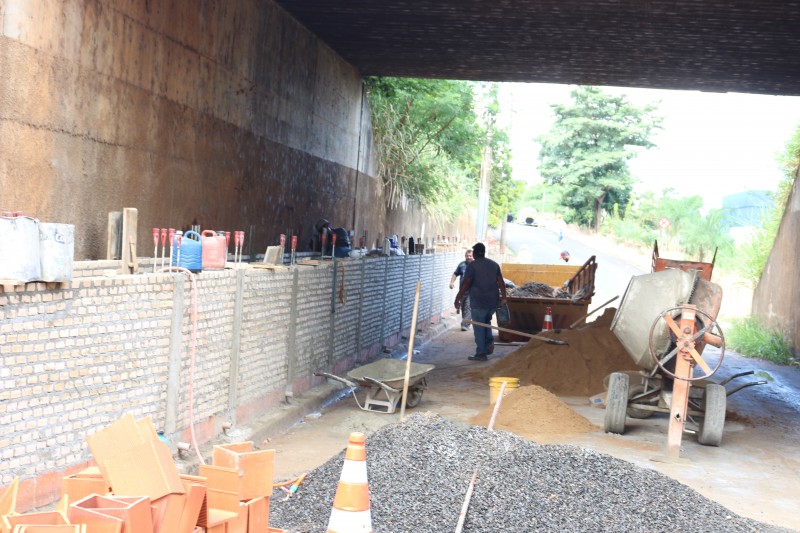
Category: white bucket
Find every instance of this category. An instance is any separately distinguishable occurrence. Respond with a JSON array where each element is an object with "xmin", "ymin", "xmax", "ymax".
[{"xmin": 0, "ymin": 216, "xmax": 42, "ymax": 283}]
